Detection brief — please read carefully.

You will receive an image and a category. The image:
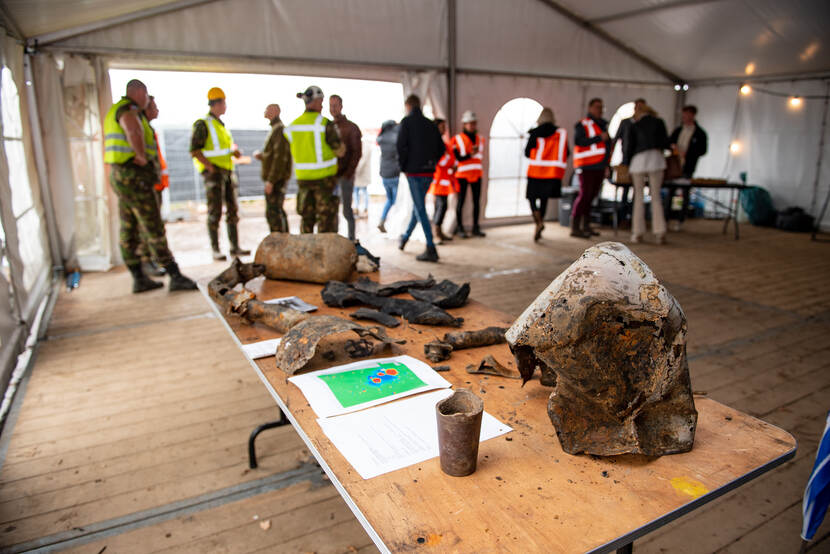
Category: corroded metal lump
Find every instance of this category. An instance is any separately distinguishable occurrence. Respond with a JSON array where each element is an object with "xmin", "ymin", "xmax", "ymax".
[{"xmin": 506, "ymin": 242, "xmax": 697, "ymax": 457}]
